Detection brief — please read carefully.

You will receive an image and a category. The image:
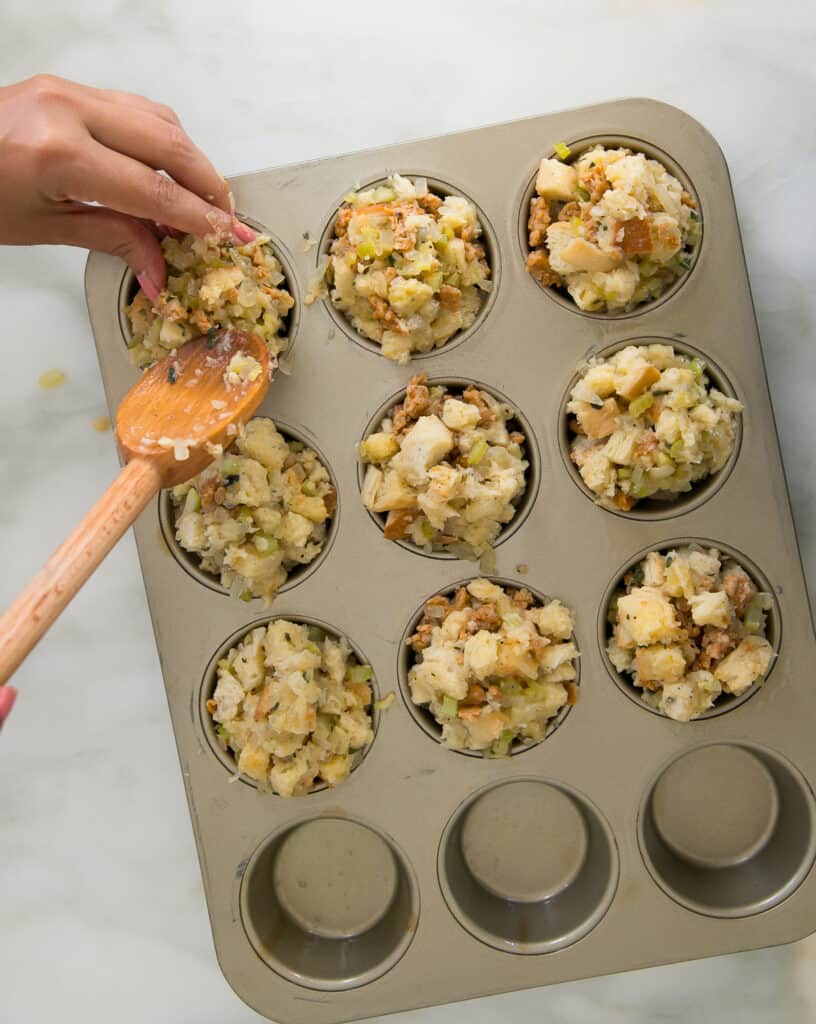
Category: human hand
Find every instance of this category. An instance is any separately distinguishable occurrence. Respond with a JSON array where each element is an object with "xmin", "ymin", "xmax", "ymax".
[
  {"xmin": 0, "ymin": 686, "xmax": 17, "ymax": 732},
  {"xmin": 0, "ymin": 75, "xmax": 255, "ymax": 301}
]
